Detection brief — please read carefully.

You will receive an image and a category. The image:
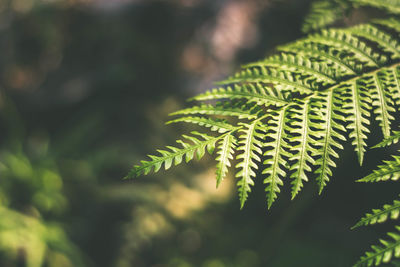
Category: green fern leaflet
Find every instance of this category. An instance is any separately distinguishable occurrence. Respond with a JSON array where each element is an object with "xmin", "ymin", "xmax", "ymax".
[{"xmin": 355, "ymin": 226, "xmax": 400, "ymax": 267}]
